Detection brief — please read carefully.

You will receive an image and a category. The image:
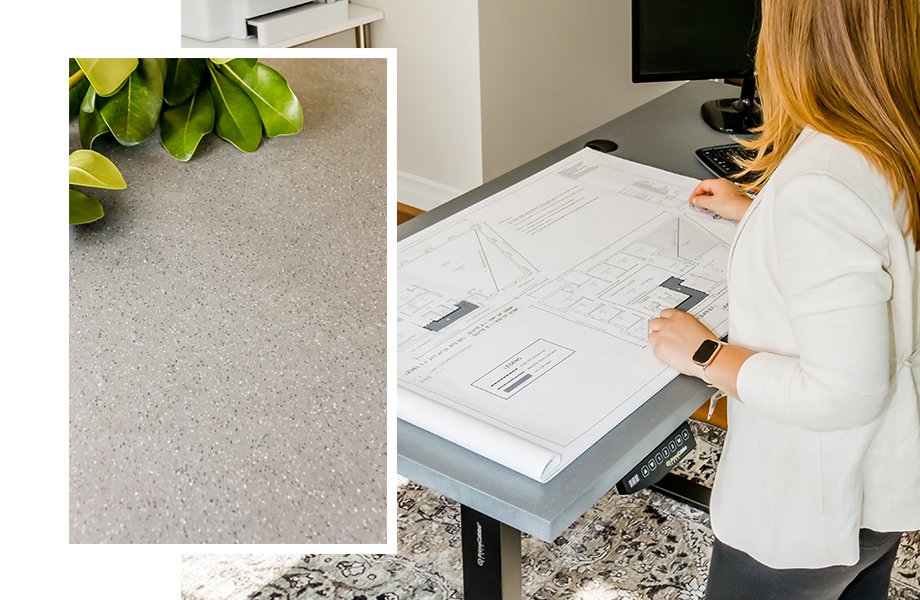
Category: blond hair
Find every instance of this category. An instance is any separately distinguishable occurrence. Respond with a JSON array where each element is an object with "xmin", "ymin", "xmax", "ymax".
[{"xmin": 739, "ymin": 0, "xmax": 920, "ymax": 250}]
